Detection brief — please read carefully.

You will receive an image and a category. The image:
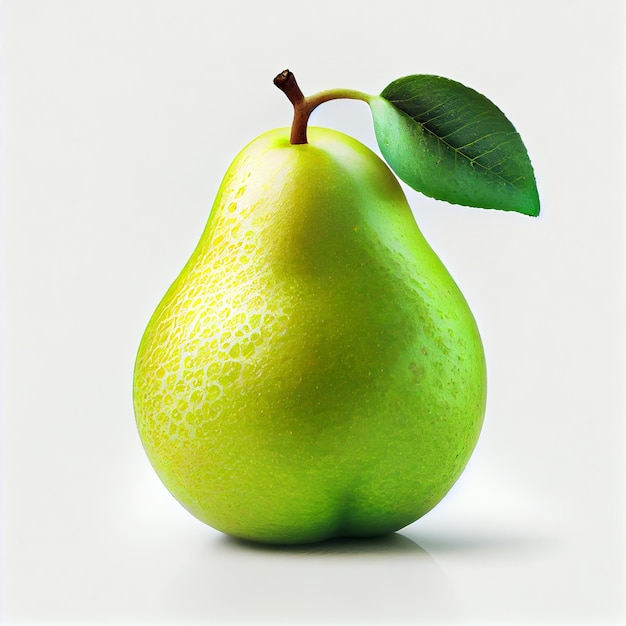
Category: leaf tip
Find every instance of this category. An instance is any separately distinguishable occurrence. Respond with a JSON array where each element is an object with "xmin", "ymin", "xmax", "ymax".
[{"xmin": 523, "ymin": 185, "xmax": 541, "ymax": 217}]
